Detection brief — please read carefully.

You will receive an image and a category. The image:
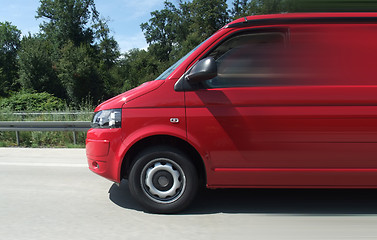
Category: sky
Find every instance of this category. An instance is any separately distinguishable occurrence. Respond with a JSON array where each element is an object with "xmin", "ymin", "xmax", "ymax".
[{"xmin": 0, "ymin": 0, "xmax": 233, "ymax": 54}]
